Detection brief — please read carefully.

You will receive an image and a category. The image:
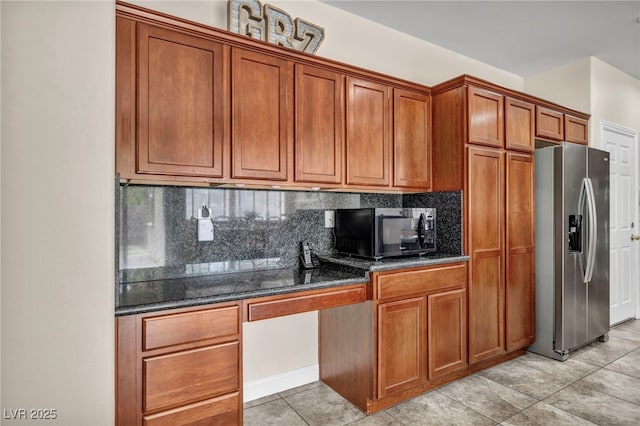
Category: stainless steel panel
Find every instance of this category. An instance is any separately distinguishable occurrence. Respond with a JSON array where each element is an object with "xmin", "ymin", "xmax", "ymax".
[
  {"xmin": 555, "ymin": 143, "xmax": 588, "ymax": 353},
  {"xmin": 587, "ymin": 147, "xmax": 610, "ymax": 340}
]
